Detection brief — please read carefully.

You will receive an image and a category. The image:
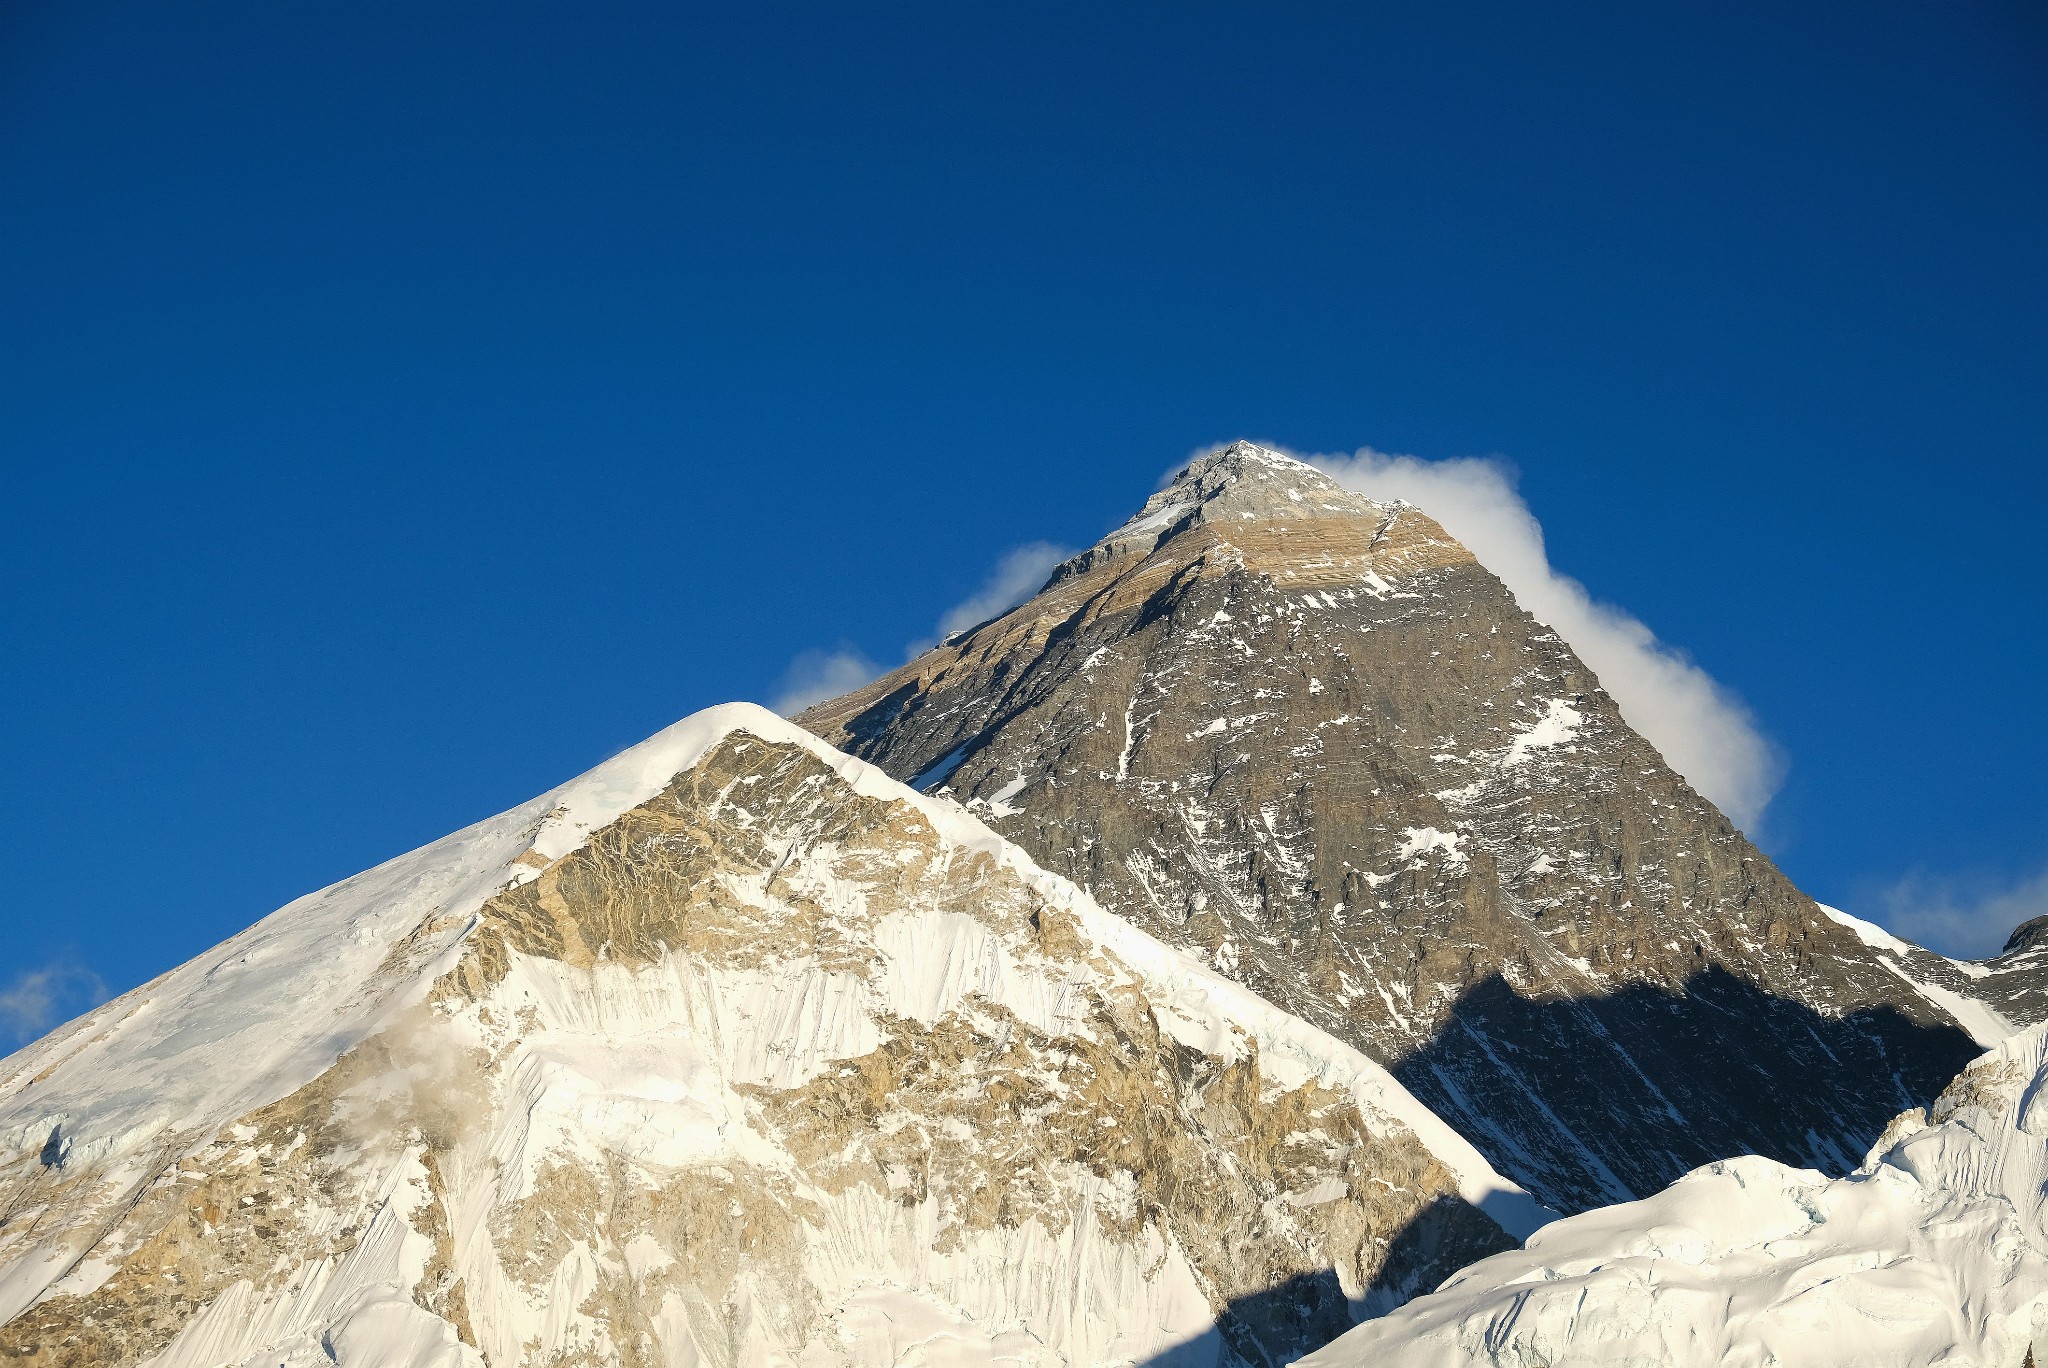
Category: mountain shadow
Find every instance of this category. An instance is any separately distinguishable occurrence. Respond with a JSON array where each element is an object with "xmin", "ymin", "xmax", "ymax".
[
  {"xmin": 1133, "ymin": 1195, "xmax": 1486, "ymax": 1367},
  {"xmin": 1132, "ymin": 970, "xmax": 1977, "ymax": 1365},
  {"xmin": 1387, "ymin": 965, "xmax": 1980, "ymax": 1214}
]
